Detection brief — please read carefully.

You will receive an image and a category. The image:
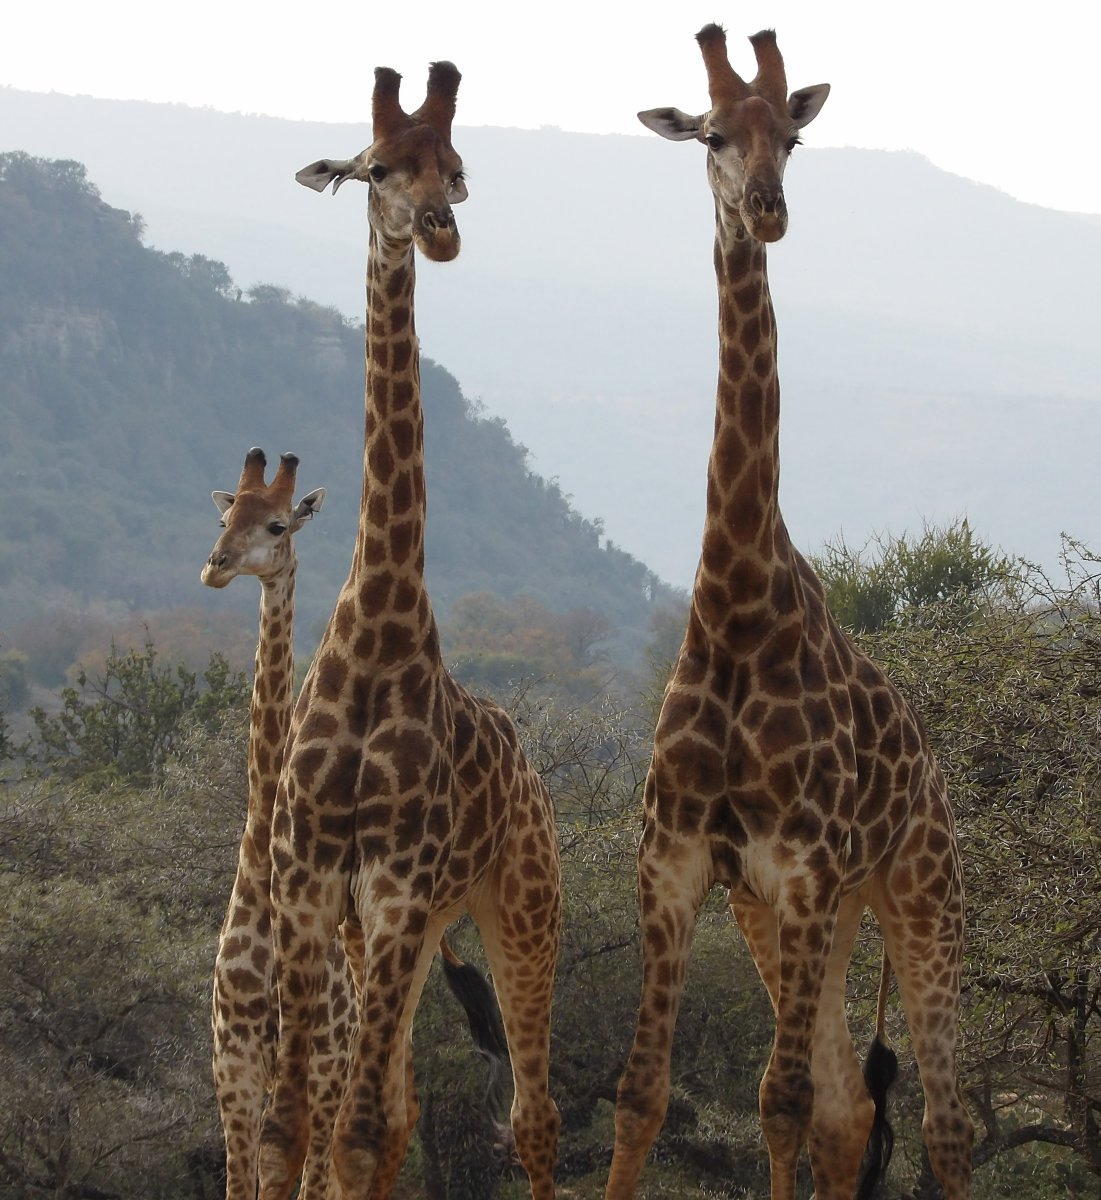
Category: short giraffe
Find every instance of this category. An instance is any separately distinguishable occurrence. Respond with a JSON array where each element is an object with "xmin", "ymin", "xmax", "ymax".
[
  {"xmin": 202, "ymin": 447, "xmax": 353, "ymax": 1200},
  {"xmin": 606, "ymin": 25, "xmax": 973, "ymax": 1200},
  {"xmin": 258, "ymin": 62, "xmax": 561, "ymax": 1200}
]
